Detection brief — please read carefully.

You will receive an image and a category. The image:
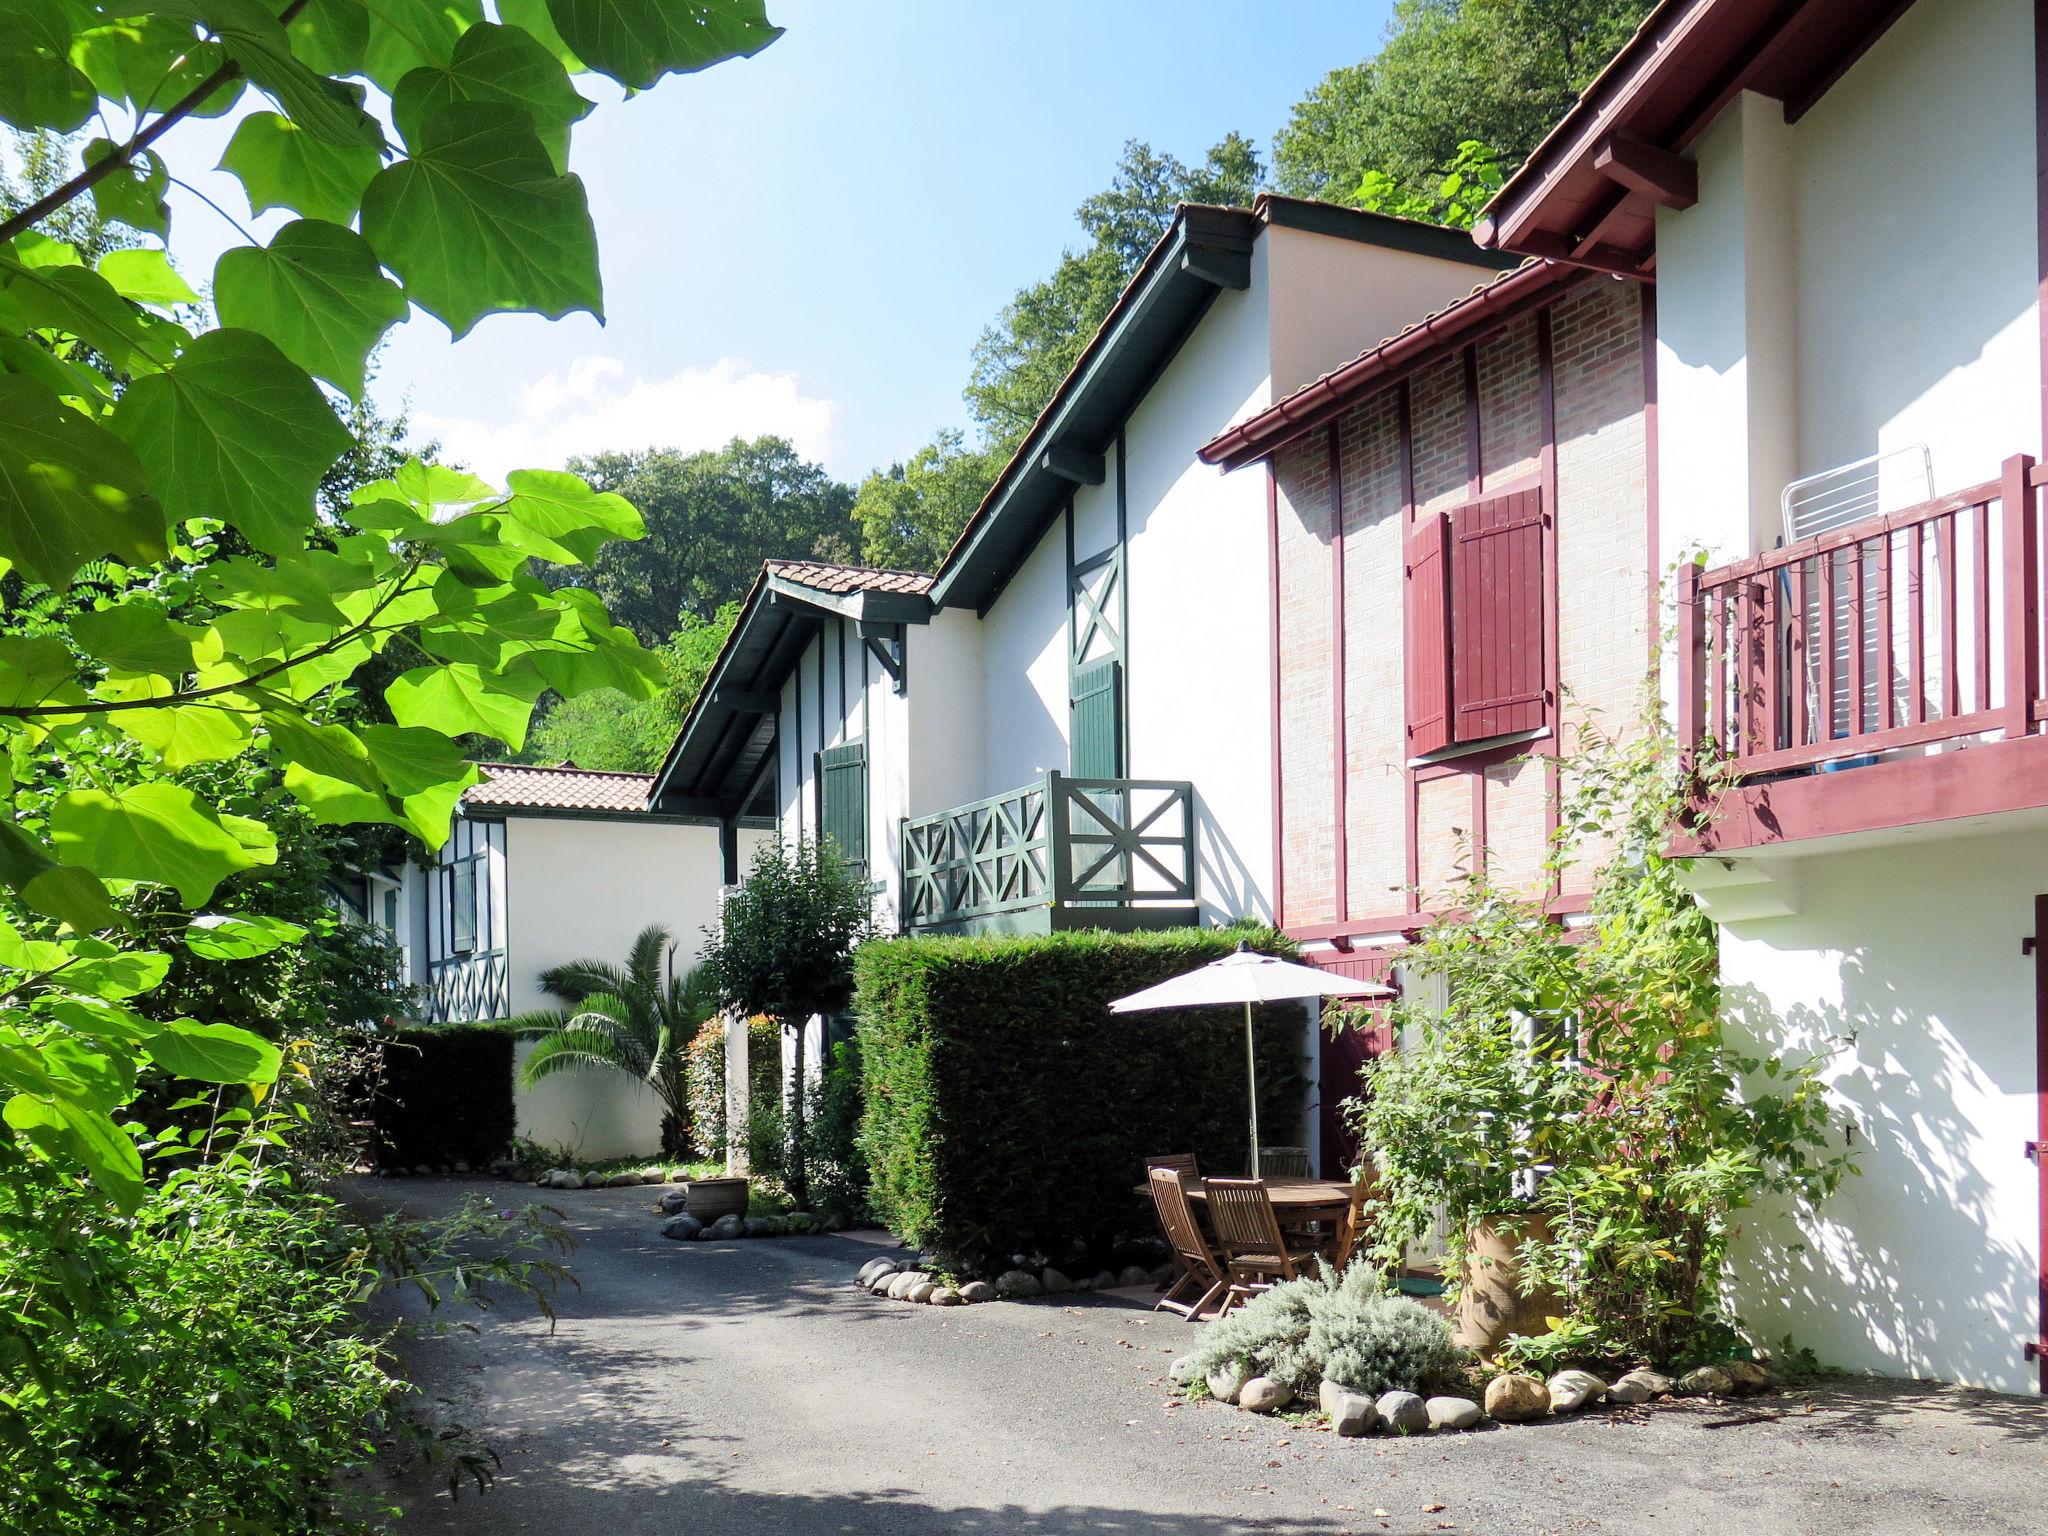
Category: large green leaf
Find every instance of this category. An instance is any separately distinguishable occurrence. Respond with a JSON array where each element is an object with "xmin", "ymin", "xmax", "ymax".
[
  {"xmin": 0, "ymin": 30, "xmax": 96, "ymax": 134},
  {"xmin": 49, "ymin": 781, "xmax": 277, "ymax": 905},
  {"xmin": 286, "ymin": 0, "xmax": 369, "ymax": 77},
  {"xmin": 110, "ymin": 328, "xmax": 351, "ymax": 554},
  {"xmin": 262, "ymin": 711, "xmax": 381, "ymax": 791},
  {"xmin": 386, "ymin": 659, "xmax": 543, "ymax": 749},
  {"xmin": 543, "ymin": 0, "xmax": 782, "ymax": 90},
  {"xmin": 84, "ymin": 138, "xmax": 171, "ymax": 237},
  {"xmin": 153, "ymin": 0, "xmax": 383, "ymax": 147},
  {"xmin": 0, "ymin": 822, "xmax": 124, "ymax": 933},
  {"xmin": 490, "ymin": 467, "xmax": 643, "ymax": 562},
  {"xmin": 0, "ymin": 375, "xmax": 167, "ymax": 586},
  {"xmin": 363, "ymin": 0, "xmax": 482, "ymax": 90},
  {"xmin": 0, "ymin": 633, "xmax": 84, "ymax": 711},
  {"xmin": 495, "ymin": 0, "xmax": 583, "ymax": 71},
  {"xmin": 394, "ymin": 21, "xmax": 593, "ymax": 173},
  {"xmin": 214, "ymin": 220, "xmax": 407, "ymax": 397},
  {"xmin": 2, "ymin": 257, "xmax": 176, "ymax": 373},
  {"xmin": 361, "ymin": 101, "xmax": 601, "ymax": 339},
  {"xmin": 71, "ymin": 15, "xmax": 239, "ymax": 116},
  {"xmin": 111, "ymin": 704, "xmax": 253, "ymax": 767},
  {"xmin": 67, "ymin": 599, "xmax": 201, "ymax": 675},
  {"xmin": 4, "ymin": 1093, "xmax": 144, "ymax": 1213},
  {"xmin": 184, "ymin": 912, "xmax": 307, "ymax": 961},
  {"xmin": 218, "ymin": 110, "xmax": 382, "ymax": 225},
  {"xmin": 143, "ymin": 1019, "xmax": 283, "ymax": 1085},
  {"xmin": 96, "ymin": 248, "xmax": 199, "ymax": 310}
]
